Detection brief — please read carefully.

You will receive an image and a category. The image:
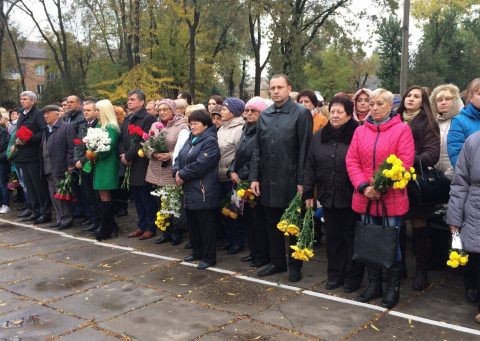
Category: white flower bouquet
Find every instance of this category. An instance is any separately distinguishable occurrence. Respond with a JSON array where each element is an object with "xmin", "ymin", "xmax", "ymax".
[{"xmin": 83, "ymin": 127, "xmax": 111, "ymax": 152}]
